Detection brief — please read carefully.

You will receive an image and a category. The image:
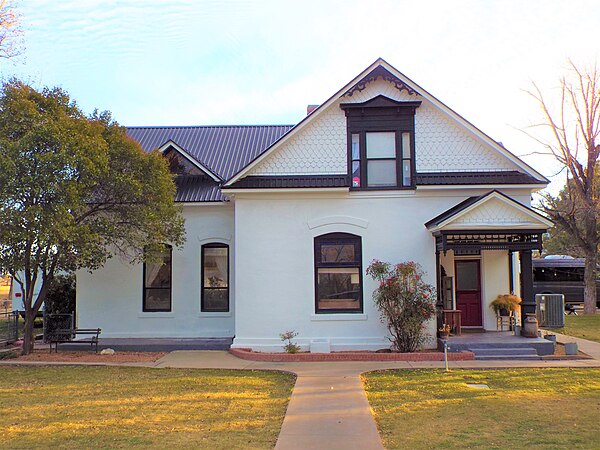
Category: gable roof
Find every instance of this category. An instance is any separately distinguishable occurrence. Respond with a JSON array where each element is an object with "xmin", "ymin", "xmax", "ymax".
[
  {"xmin": 127, "ymin": 125, "xmax": 293, "ymax": 181},
  {"xmin": 158, "ymin": 140, "xmax": 222, "ymax": 182},
  {"xmin": 425, "ymin": 190, "xmax": 553, "ymax": 232},
  {"xmin": 224, "ymin": 58, "xmax": 549, "ymax": 186}
]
